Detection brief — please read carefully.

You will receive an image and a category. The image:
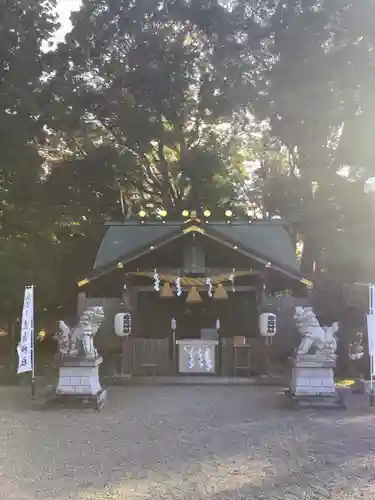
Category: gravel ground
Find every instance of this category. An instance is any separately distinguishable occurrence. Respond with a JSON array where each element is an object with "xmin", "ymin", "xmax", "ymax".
[{"xmin": 1, "ymin": 385, "xmax": 375, "ymax": 500}]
